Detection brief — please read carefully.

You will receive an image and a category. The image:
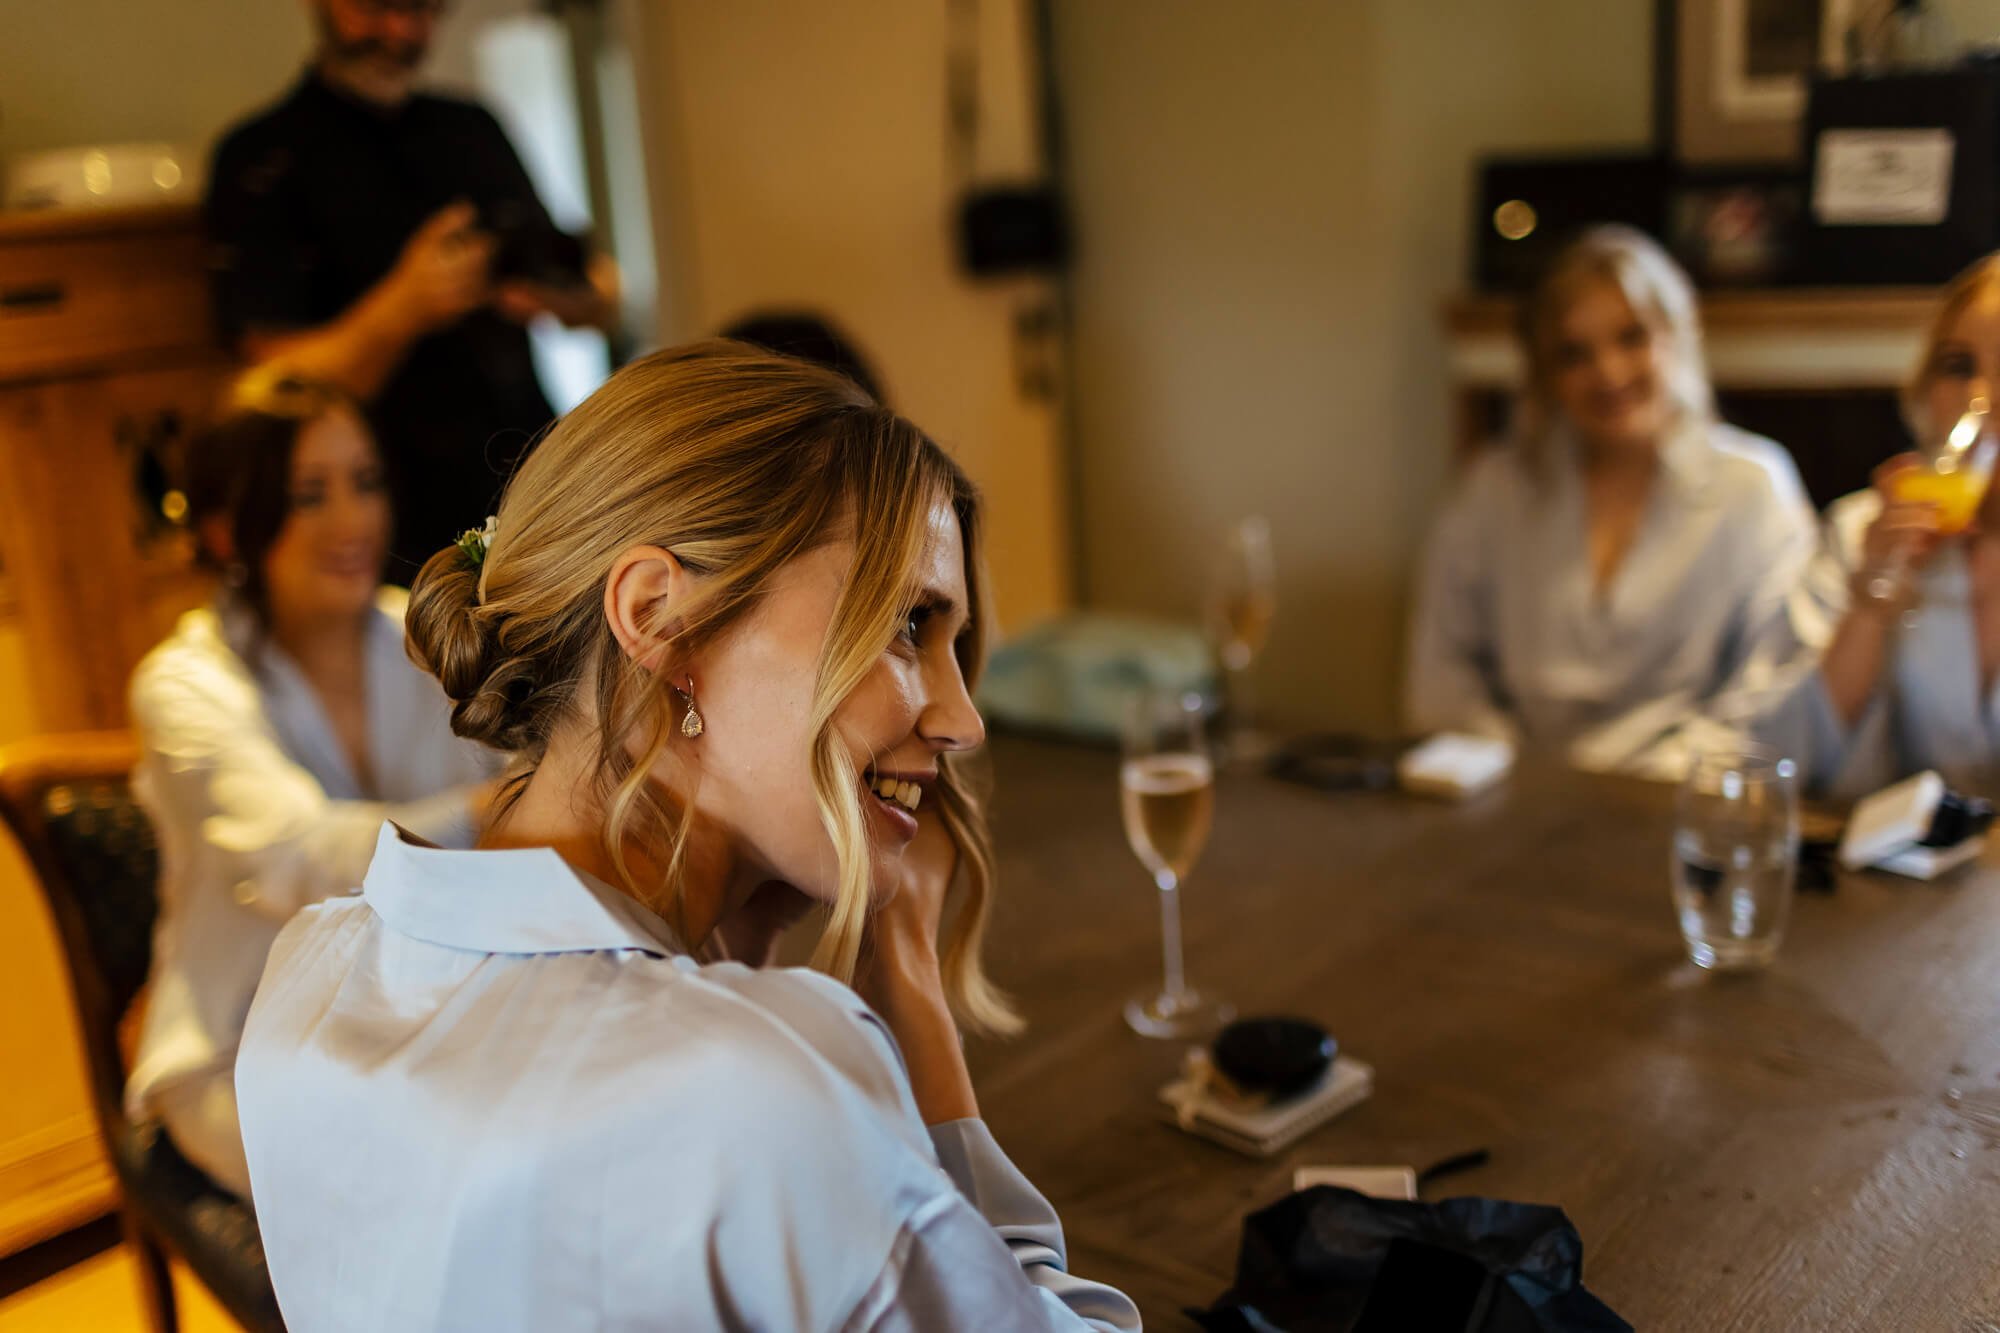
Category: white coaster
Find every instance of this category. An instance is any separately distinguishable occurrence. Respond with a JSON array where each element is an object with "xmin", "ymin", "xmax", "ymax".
[
  {"xmin": 1159, "ymin": 1055, "xmax": 1373, "ymax": 1158},
  {"xmin": 1291, "ymin": 1164, "xmax": 1417, "ymax": 1200},
  {"xmin": 1398, "ymin": 733, "xmax": 1513, "ymax": 800}
]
